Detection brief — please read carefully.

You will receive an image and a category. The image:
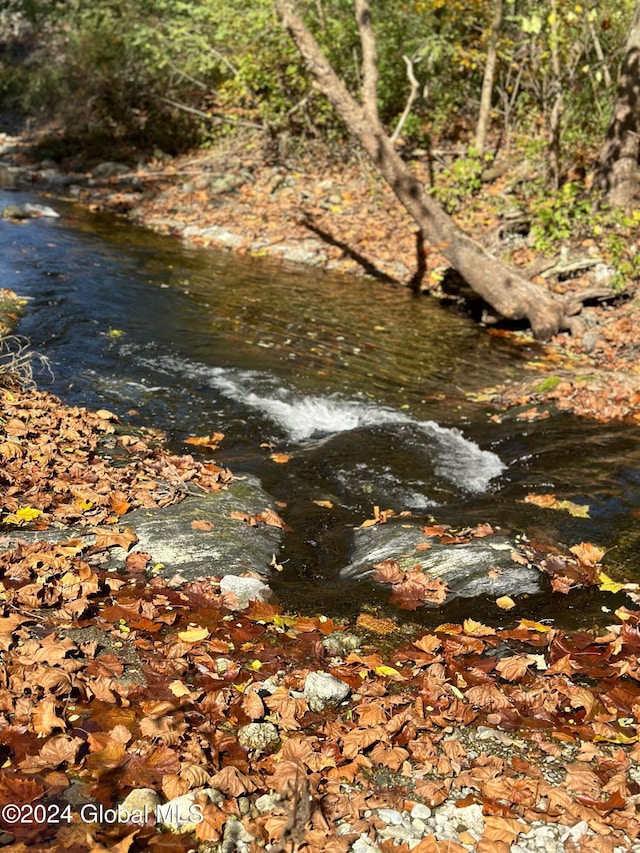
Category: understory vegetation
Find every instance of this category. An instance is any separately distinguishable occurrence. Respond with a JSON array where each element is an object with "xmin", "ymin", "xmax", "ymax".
[
  {"xmin": 1, "ymin": 1, "xmax": 638, "ymax": 292},
  {"xmin": 0, "ymin": 2, "xmax": 626, "ymax": 159}
]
